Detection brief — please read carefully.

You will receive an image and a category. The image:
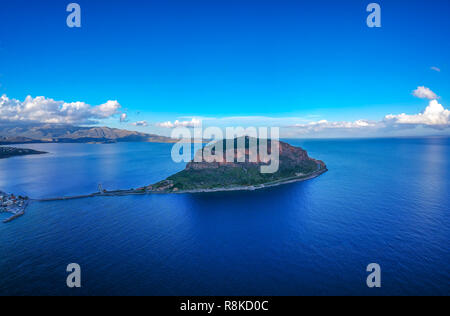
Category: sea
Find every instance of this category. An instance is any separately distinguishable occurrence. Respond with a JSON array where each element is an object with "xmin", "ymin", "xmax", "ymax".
[{"xmin": 0, "ymin": 138, "xmax": 449, "ymax": 296}]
